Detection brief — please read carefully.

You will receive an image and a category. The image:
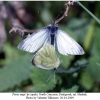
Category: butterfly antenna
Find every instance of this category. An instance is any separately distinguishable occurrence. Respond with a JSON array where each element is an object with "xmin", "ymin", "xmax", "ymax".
[{"xmin": 53, "ymin": 12, "xmax": 62, "ymax": 24}]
